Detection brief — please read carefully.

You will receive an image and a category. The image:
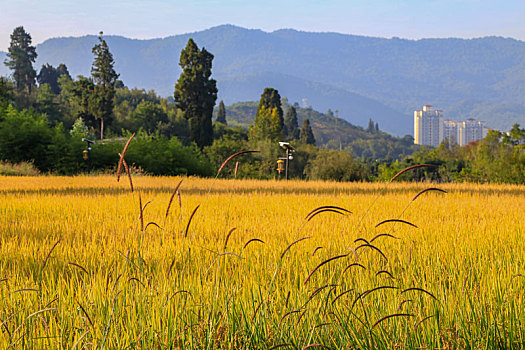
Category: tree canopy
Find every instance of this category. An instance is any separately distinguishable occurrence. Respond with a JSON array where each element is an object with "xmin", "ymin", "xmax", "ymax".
[
  {"xmin": 284, "ymin": 105, "xmax": 299, "ymax": 140},
  {"xmin": 91, "ymin": 32, "xmax": 119, "ymax": 139},
  {"xmin": 216, "ymin": 100, "xmax": 227, "ymax": 125},
  {"xmin": 300, "ymin": 118, "xmax": 316, "ymax": 145},
  {"xmin": 174, "ymin": 38, "xmax": 218, "ymax": 148},
  {"xmin": 251, "ymin": 88, "xmax": 284, "ymax": 141},
  {"xmin": 5, "ymin": 26, "xmax": 37, "ymax": 94}
]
